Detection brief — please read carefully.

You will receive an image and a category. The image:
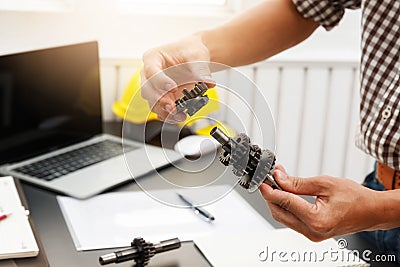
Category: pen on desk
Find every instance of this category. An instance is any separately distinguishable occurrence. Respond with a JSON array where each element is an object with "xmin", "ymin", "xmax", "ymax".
[
  {"xmin": 177, "ymin": 193, "xmax": 215, "ymax": 223},
  {"xmin": 0, "ymin": 212, "xmax": 11, "ymax": 221}
]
